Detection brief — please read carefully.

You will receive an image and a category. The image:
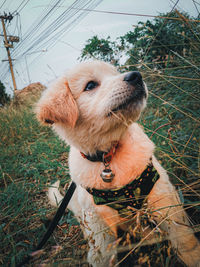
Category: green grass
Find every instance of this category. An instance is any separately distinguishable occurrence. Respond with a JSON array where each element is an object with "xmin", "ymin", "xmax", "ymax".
[
  {"xmin": 0, "ymin": 104, "xmax": 87, "ymax": 266},
  {"xmin": 0, "ymin": 55, "xmax": 200, "ymax": 266}
]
